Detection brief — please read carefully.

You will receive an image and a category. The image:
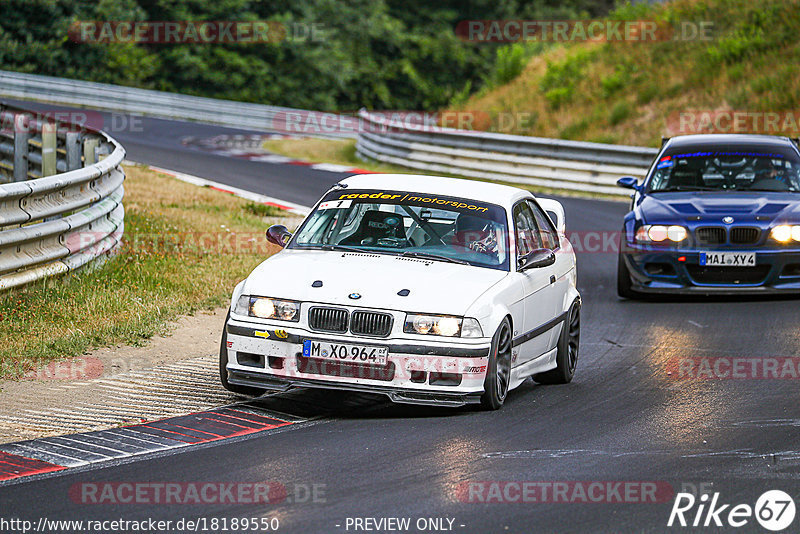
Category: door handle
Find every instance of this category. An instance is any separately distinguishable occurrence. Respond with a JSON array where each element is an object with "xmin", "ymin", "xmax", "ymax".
[{"xmin": 550, "ymin": 275, "xmax": 556, "ymax": 284}]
